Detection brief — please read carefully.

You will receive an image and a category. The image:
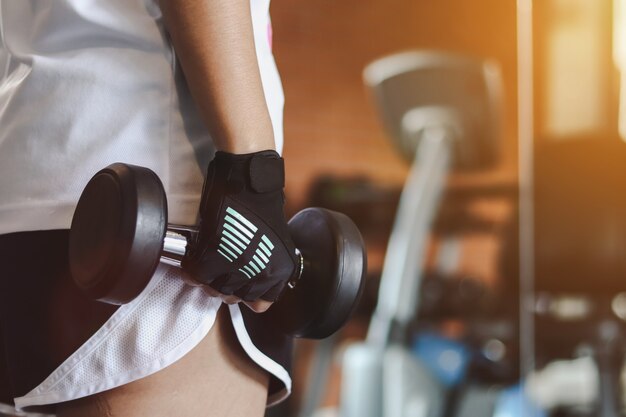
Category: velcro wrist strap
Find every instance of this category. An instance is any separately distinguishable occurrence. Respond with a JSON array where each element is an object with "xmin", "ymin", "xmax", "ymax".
[
  {"xmin": 212, "ymin": 150, "xmax": 285, "ymax": 193},
  {"xmin": 249, "ymin": 151, "xmax": 285, "ymax": 193}
]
